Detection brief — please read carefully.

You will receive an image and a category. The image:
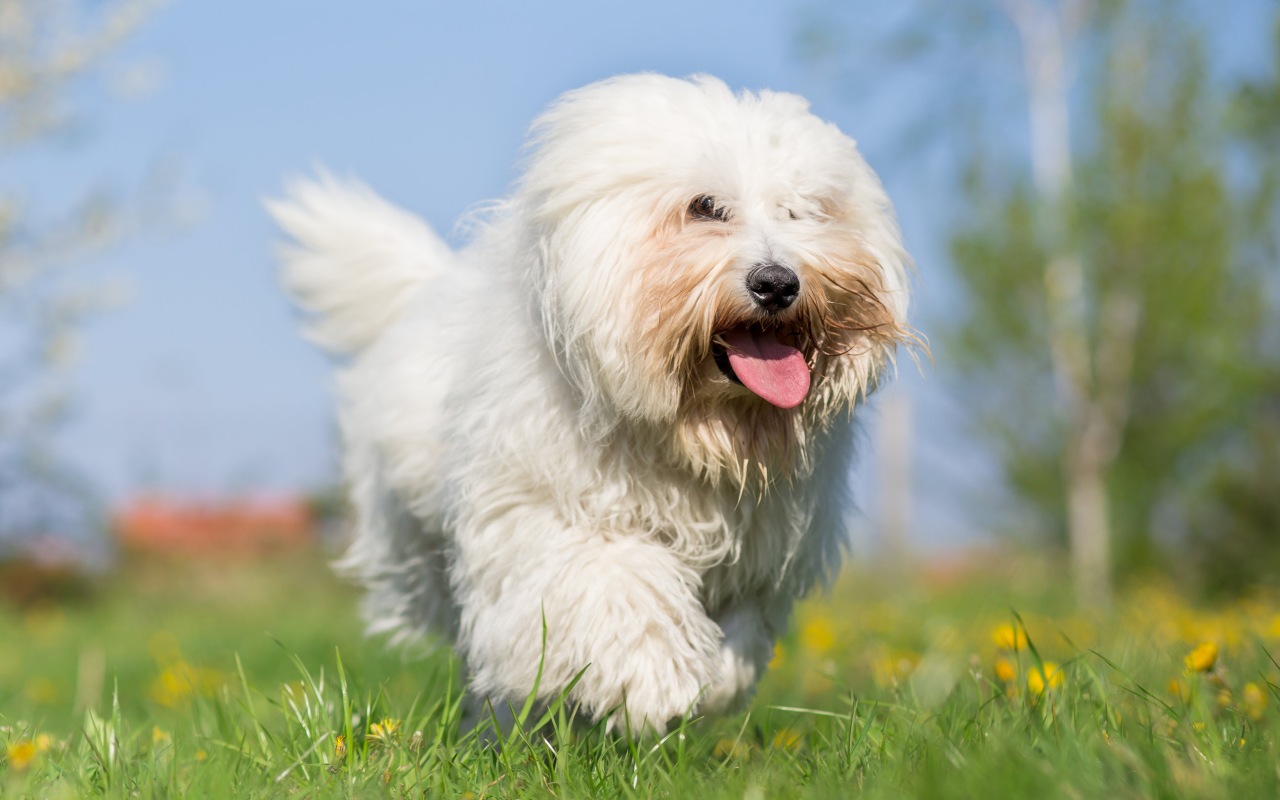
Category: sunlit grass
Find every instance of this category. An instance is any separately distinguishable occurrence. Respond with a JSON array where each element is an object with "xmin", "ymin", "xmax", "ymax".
[{"xmin": 1, "ymin": 553, "xmax": 1278, "ymax": 797}]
